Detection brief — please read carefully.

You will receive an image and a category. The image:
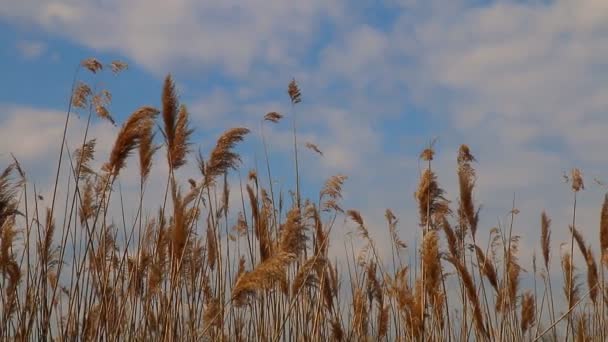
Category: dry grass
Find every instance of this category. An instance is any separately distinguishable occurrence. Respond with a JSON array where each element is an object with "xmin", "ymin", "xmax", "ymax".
[{"xmin": 2, "ymin": 58, "xmax": 608, "ymax": 341}]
